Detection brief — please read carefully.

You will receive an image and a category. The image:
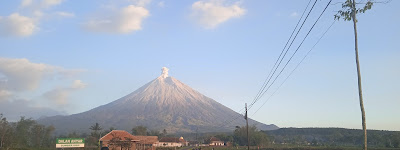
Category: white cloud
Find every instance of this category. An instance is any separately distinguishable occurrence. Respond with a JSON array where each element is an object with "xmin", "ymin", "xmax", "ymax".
[
  {"xmin": 21, "ymin": 0, "xmax": 33, "ymax": 8},
  {"xmin": 0, "ymin": 0, "xmax": 69, "ymax": 37},
  {"xmin": 55, "ymin": 11, "xmax": 75, "ymax": 18},
  {"xmin": 71, "ymin": 80, "xmax": 87, "ymax": 89},
  {"xmin": 84, "ymin": 5, "xmax": 149, "ymax": 34},
  {"xmin": 0, "ymin": 58, "xmax": 85, "ymax": 115},
  {"xmin": 0, "ymin": 57, "xmax": 84, "ymax": 92},
  {"xmin": 43, "ymin": 80, "xmax": 87, "ymax": 106},
  {"xmin": 191, "ymin": 0, "xmax": 245, "ymax": 29},
  {"xmin": 290, "ymin": 12, "xmax": 298, "ymax": 17},
  {"xmin": 0, "ymin": 13, "xmax": 37, "ymax": 37}
]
